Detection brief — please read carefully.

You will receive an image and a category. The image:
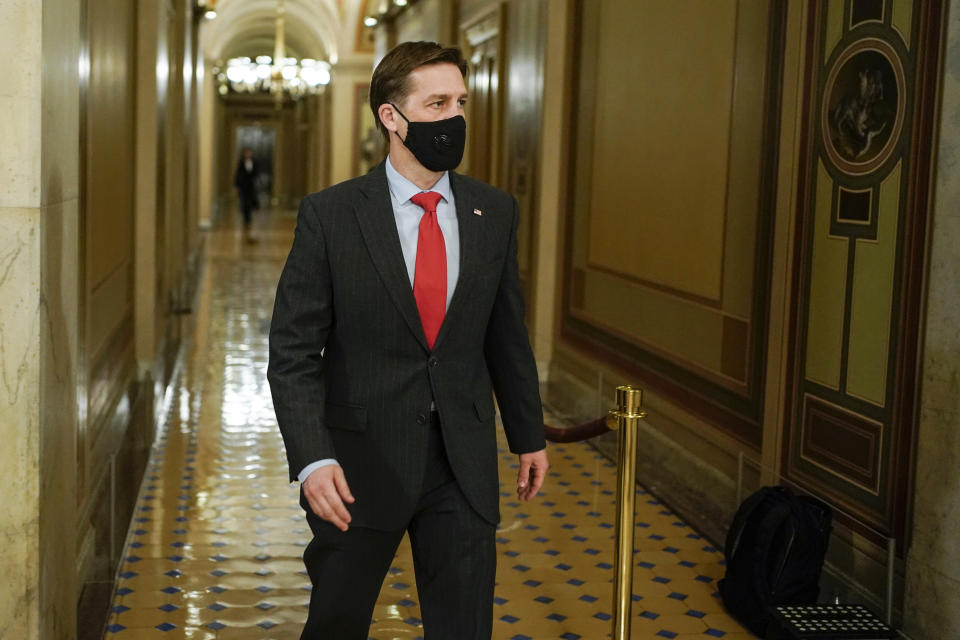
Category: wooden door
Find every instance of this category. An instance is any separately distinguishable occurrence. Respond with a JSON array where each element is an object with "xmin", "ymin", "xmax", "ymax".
[{"xmin": 462, "ymin": 8, "xmax": 504, "ymax": 187}]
